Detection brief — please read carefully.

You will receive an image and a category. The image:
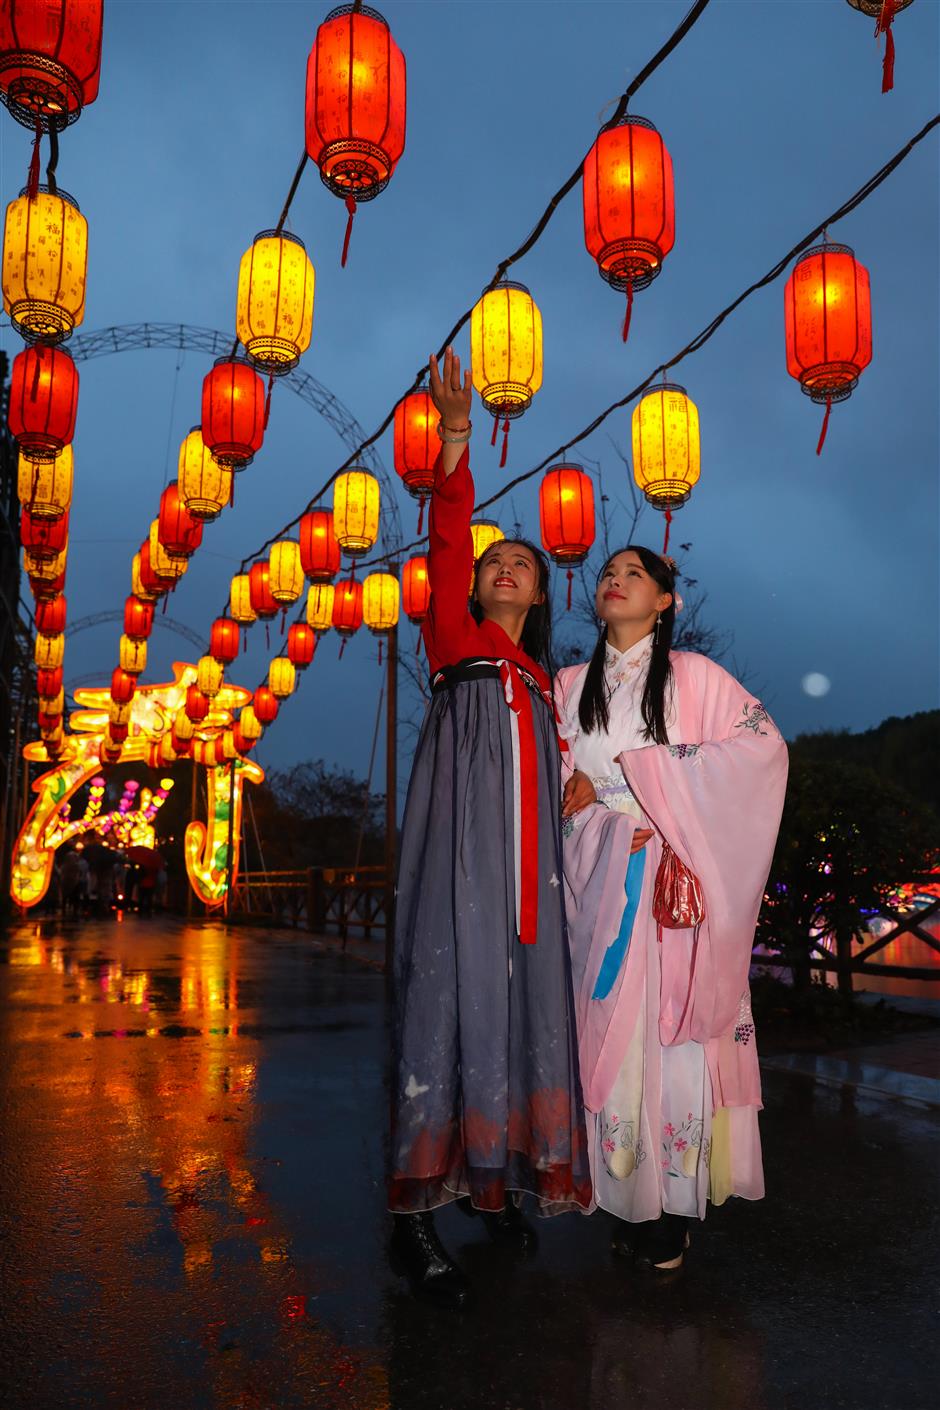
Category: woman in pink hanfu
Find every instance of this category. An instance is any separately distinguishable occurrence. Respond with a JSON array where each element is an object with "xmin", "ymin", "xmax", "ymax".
[{"xmin": 557, "ymin": 546, "xmax": 788, "ymax": 1270}]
